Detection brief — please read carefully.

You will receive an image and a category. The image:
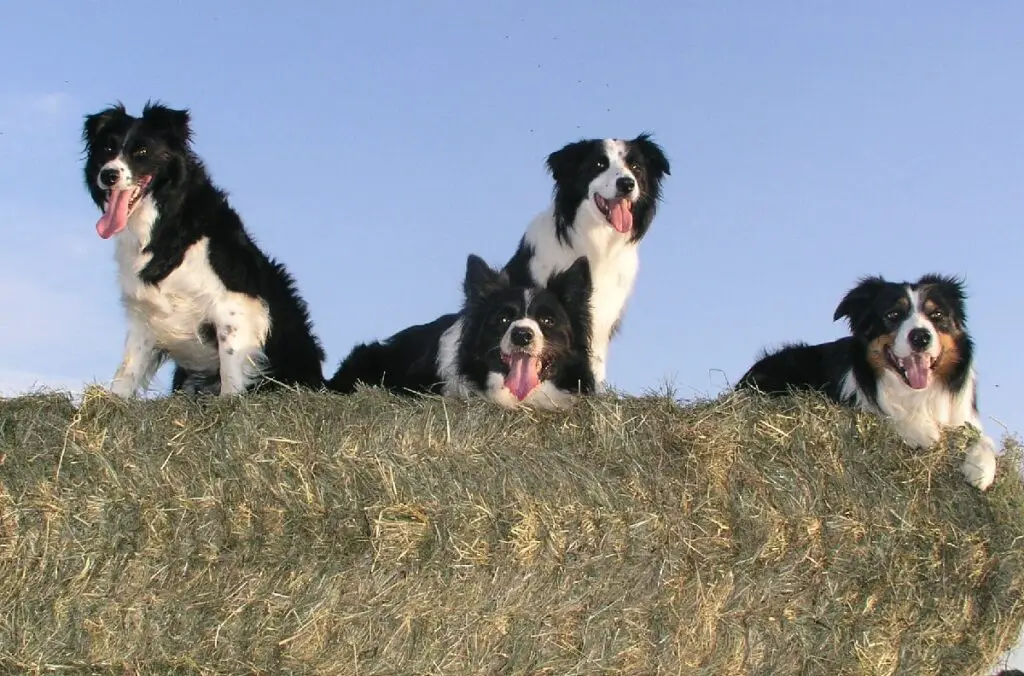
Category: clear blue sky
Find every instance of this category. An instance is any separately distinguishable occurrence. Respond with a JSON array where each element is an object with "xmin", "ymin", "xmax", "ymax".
[{"xmin": 1, "ymin": 3, "xmax": 1022, "ymax": 441}]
